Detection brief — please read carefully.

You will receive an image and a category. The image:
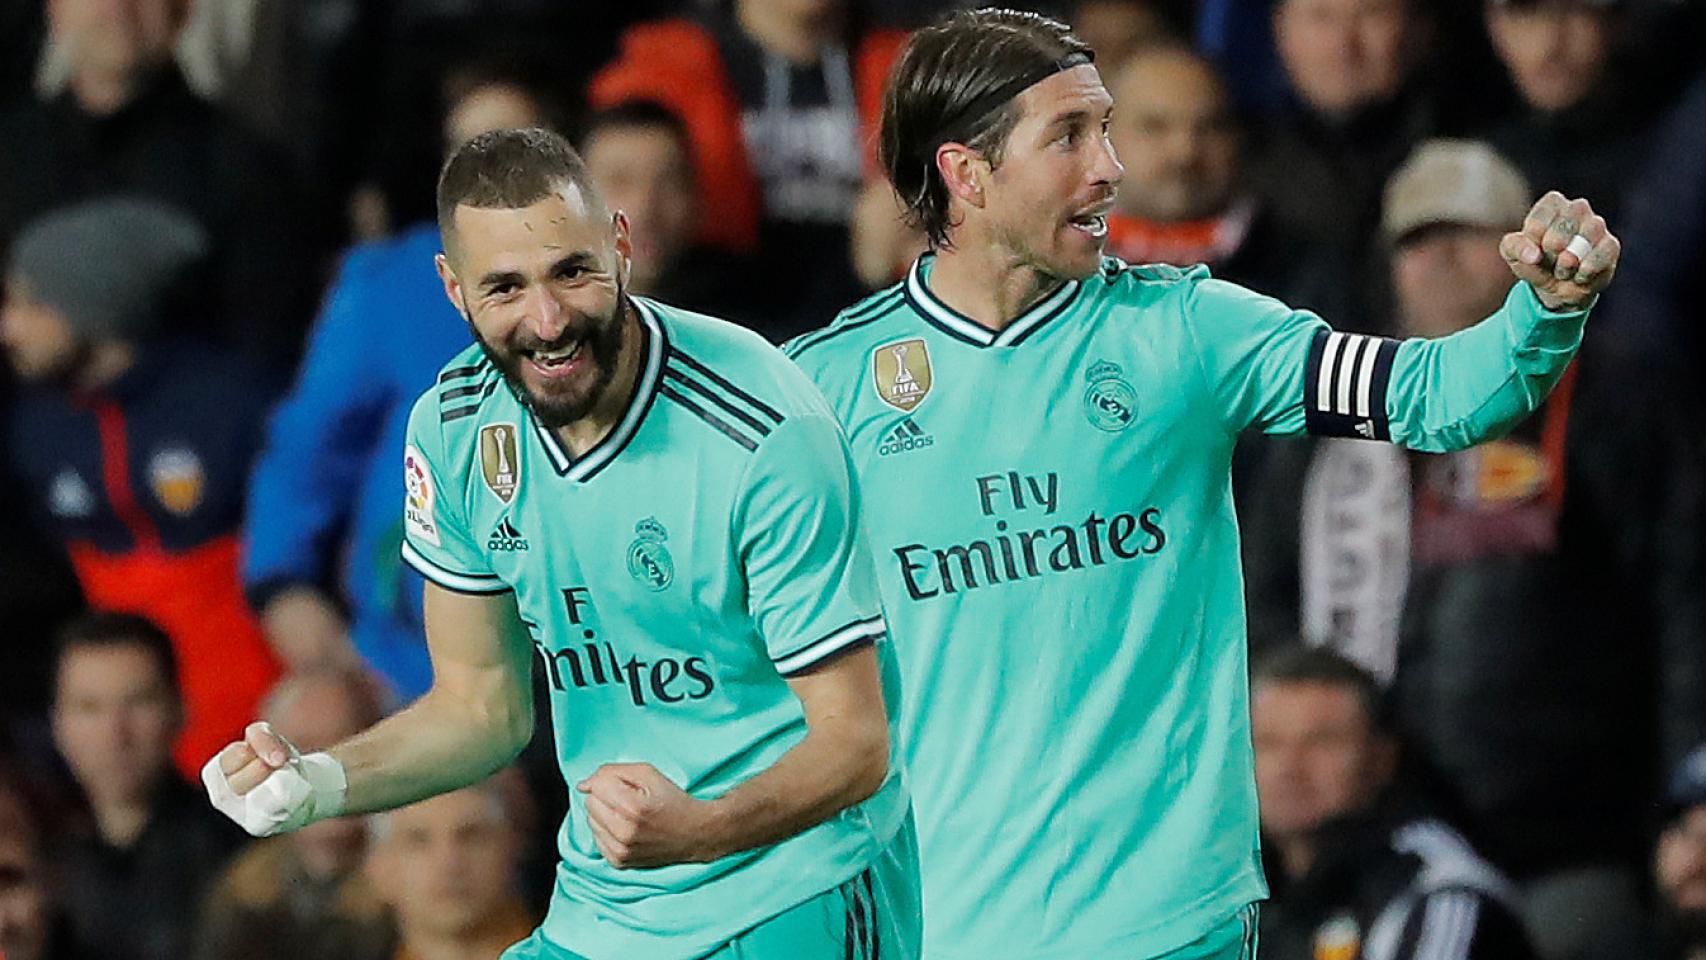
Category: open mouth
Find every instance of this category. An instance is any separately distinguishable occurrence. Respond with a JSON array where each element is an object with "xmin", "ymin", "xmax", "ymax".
[
  {"xmin": 1067, "ymin": 203, "xmax": 1112, "ymax": 240},
  {"xmin": 525, "ymin": 340, "xmax": 586, "ymax": 379}
]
